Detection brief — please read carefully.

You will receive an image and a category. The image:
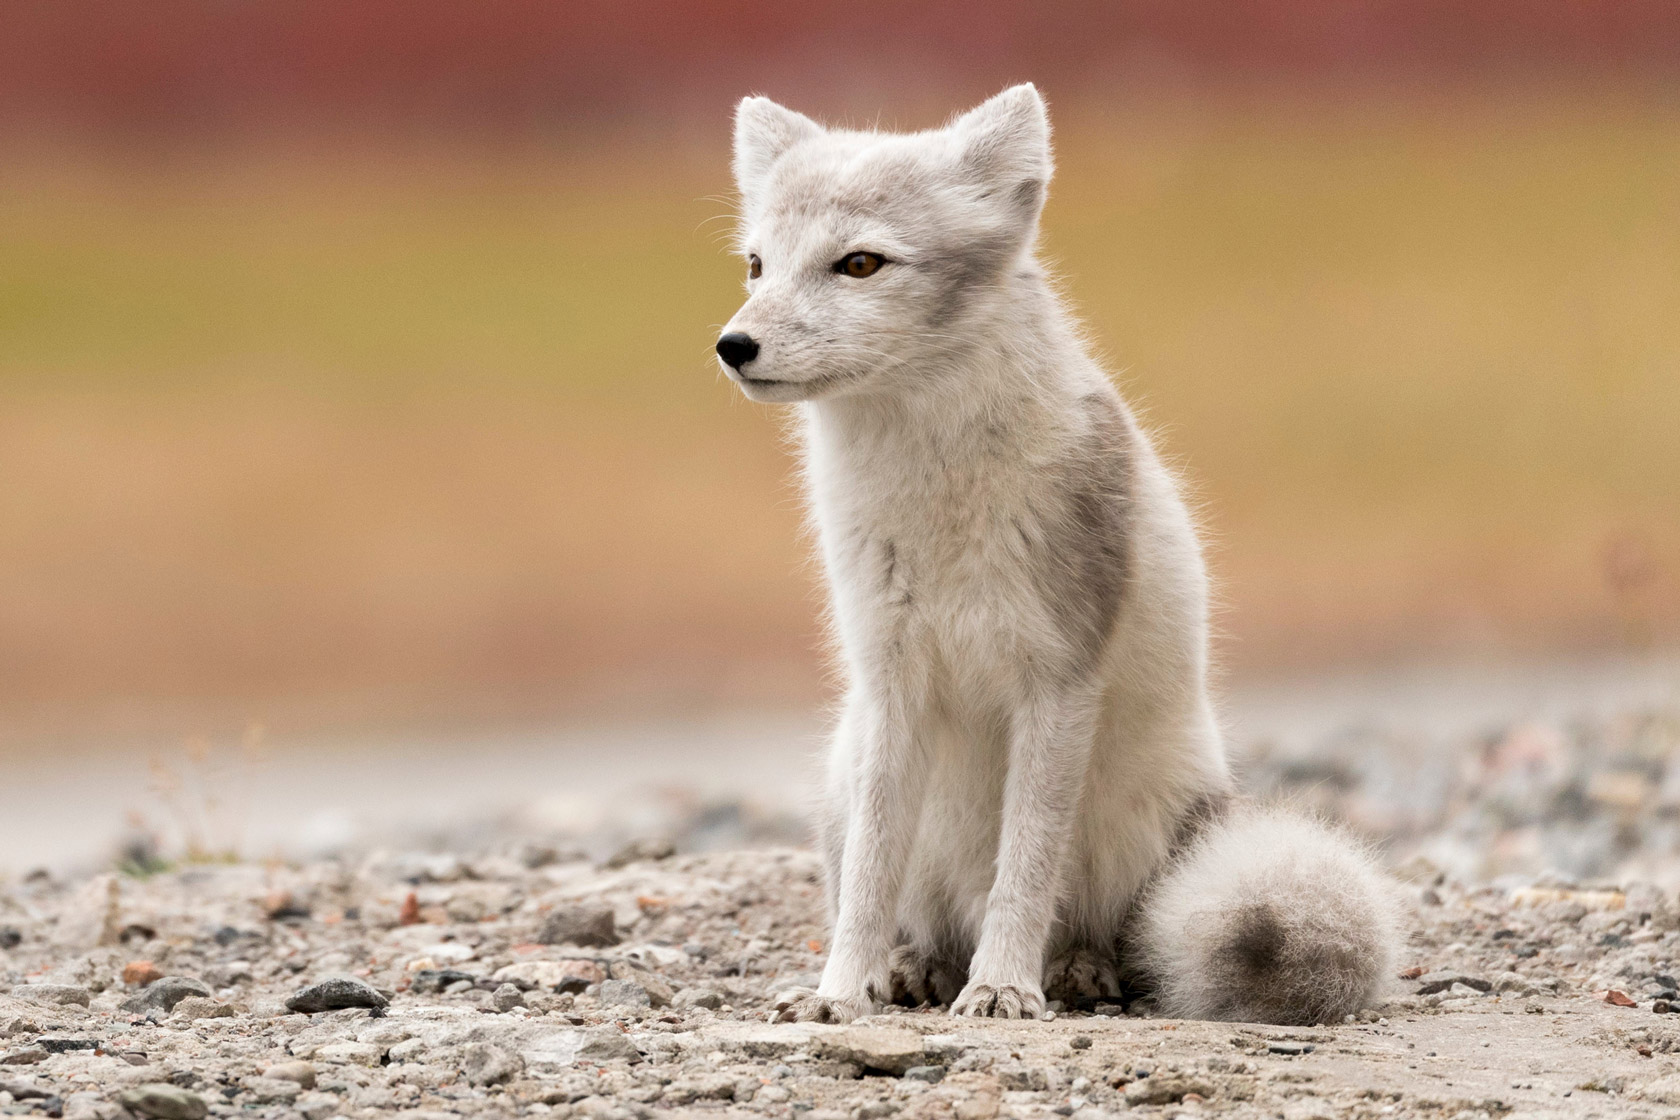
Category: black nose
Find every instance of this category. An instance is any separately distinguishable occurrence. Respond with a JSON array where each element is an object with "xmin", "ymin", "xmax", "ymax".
[{"xmin": 716, "ymin": 331, "xmax": 760, "ymax": 370}]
